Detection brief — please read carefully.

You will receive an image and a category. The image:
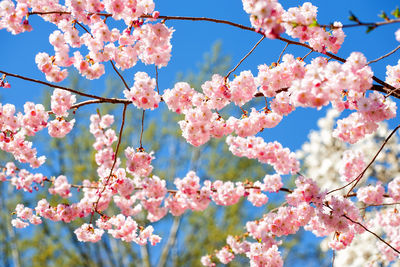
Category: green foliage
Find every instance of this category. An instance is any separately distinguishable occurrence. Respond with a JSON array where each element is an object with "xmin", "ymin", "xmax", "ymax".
[{"xmin": 391, "ymin": 7, "xmax": 400, "ymax": 18}]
